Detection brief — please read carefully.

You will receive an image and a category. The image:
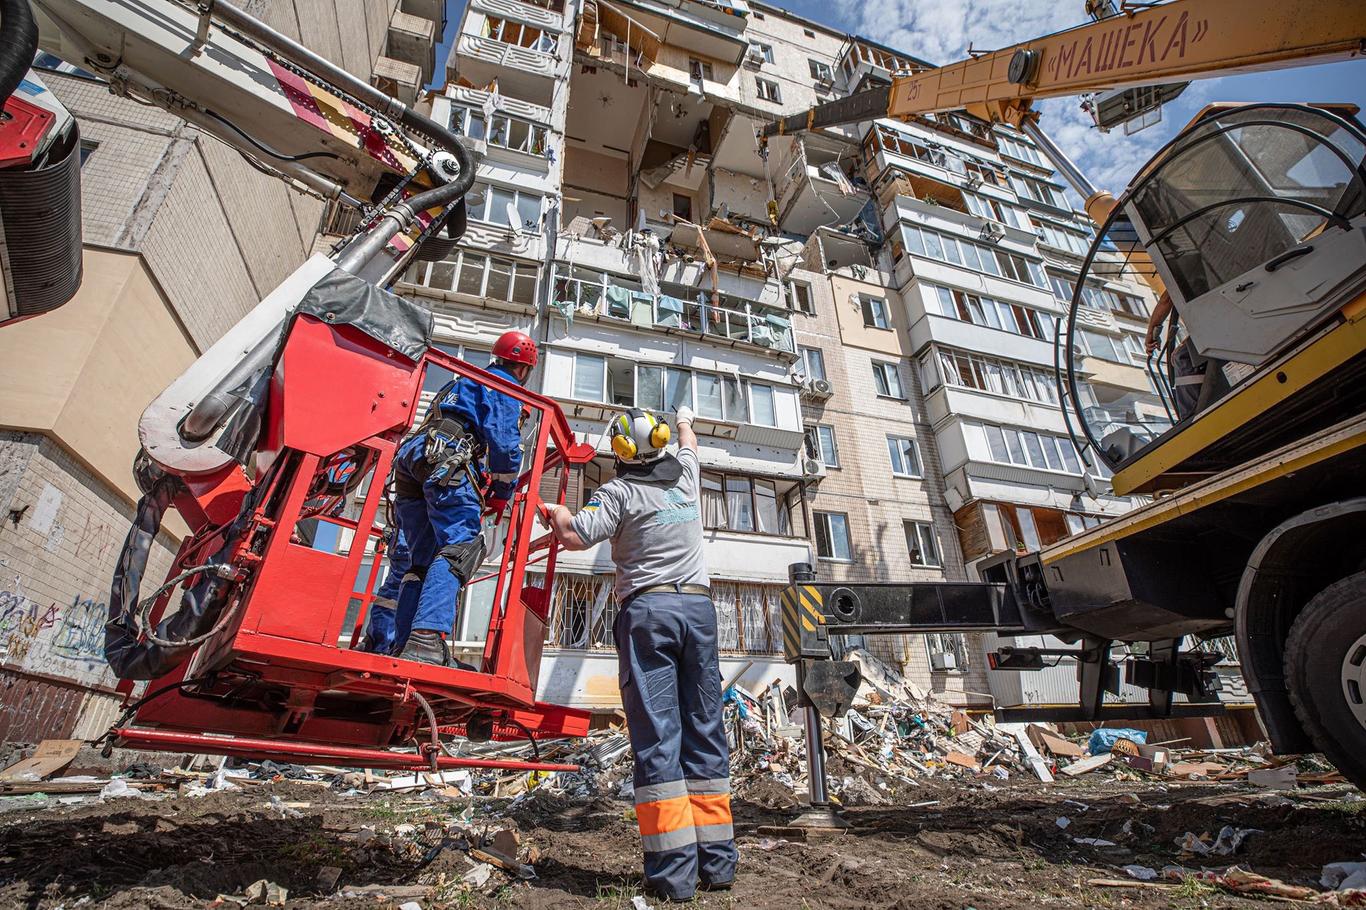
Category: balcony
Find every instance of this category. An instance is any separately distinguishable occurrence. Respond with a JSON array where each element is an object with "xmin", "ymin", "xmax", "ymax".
[
  {"xmin": 472, "ymin": 0, "xmax": 566, "ymax": 32},
  {"xmin": 387, "ymin": 11, "xmax": 437, "ymax": 84},
  {"xmin": 550, "ymin": 275, "xmax": 796, "ymax": 355},
  {"xmin": 400, "ymin": 0, "xmax": 444, "ymax": 27},
  {"xmin": 836, "ymin": 39, "xmax": 926, "ymax": 93},
  {"xmin": 455, "ymin": 32, "xmax": 562, "ymax": 105},
  {"xmin": 774, "ymin": 140, "xmax": 869, "ymax": 237},
  {"xmin": 371, "ymin": 56, "xmax": 421, "ymax": 106}
]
